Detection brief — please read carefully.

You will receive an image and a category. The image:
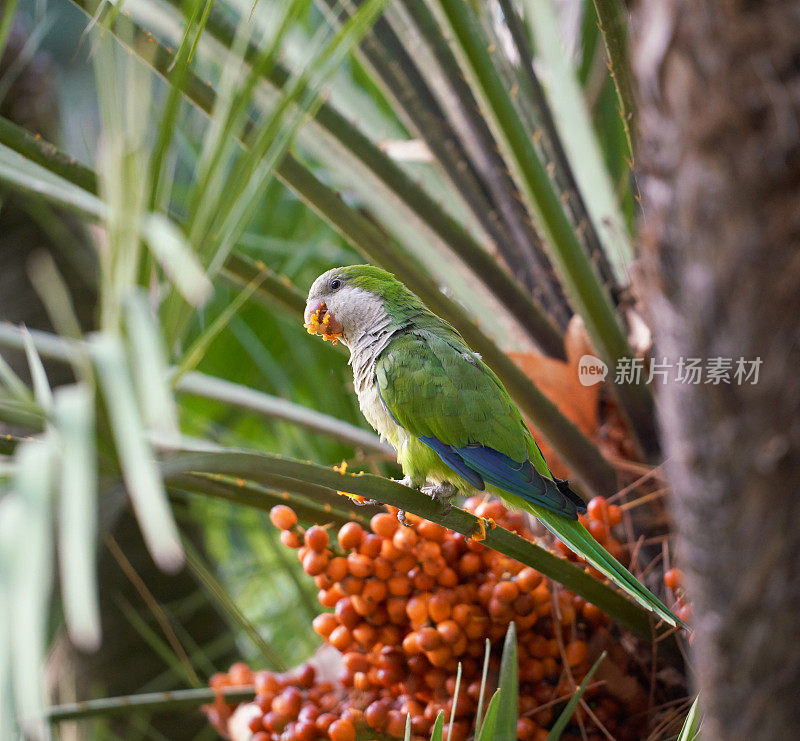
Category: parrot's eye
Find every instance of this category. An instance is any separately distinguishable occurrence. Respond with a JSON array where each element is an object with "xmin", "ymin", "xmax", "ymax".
[{"xmin": 329, "ymin": 278, "xmax": 342, "ymax": 291}]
